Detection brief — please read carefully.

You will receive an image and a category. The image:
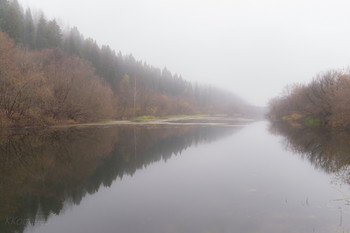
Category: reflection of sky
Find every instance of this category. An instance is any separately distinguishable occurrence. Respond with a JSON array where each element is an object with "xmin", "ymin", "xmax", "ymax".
[{"xmin": 26, "ymin": 122, "xmax": 350, "ymax": 233}]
